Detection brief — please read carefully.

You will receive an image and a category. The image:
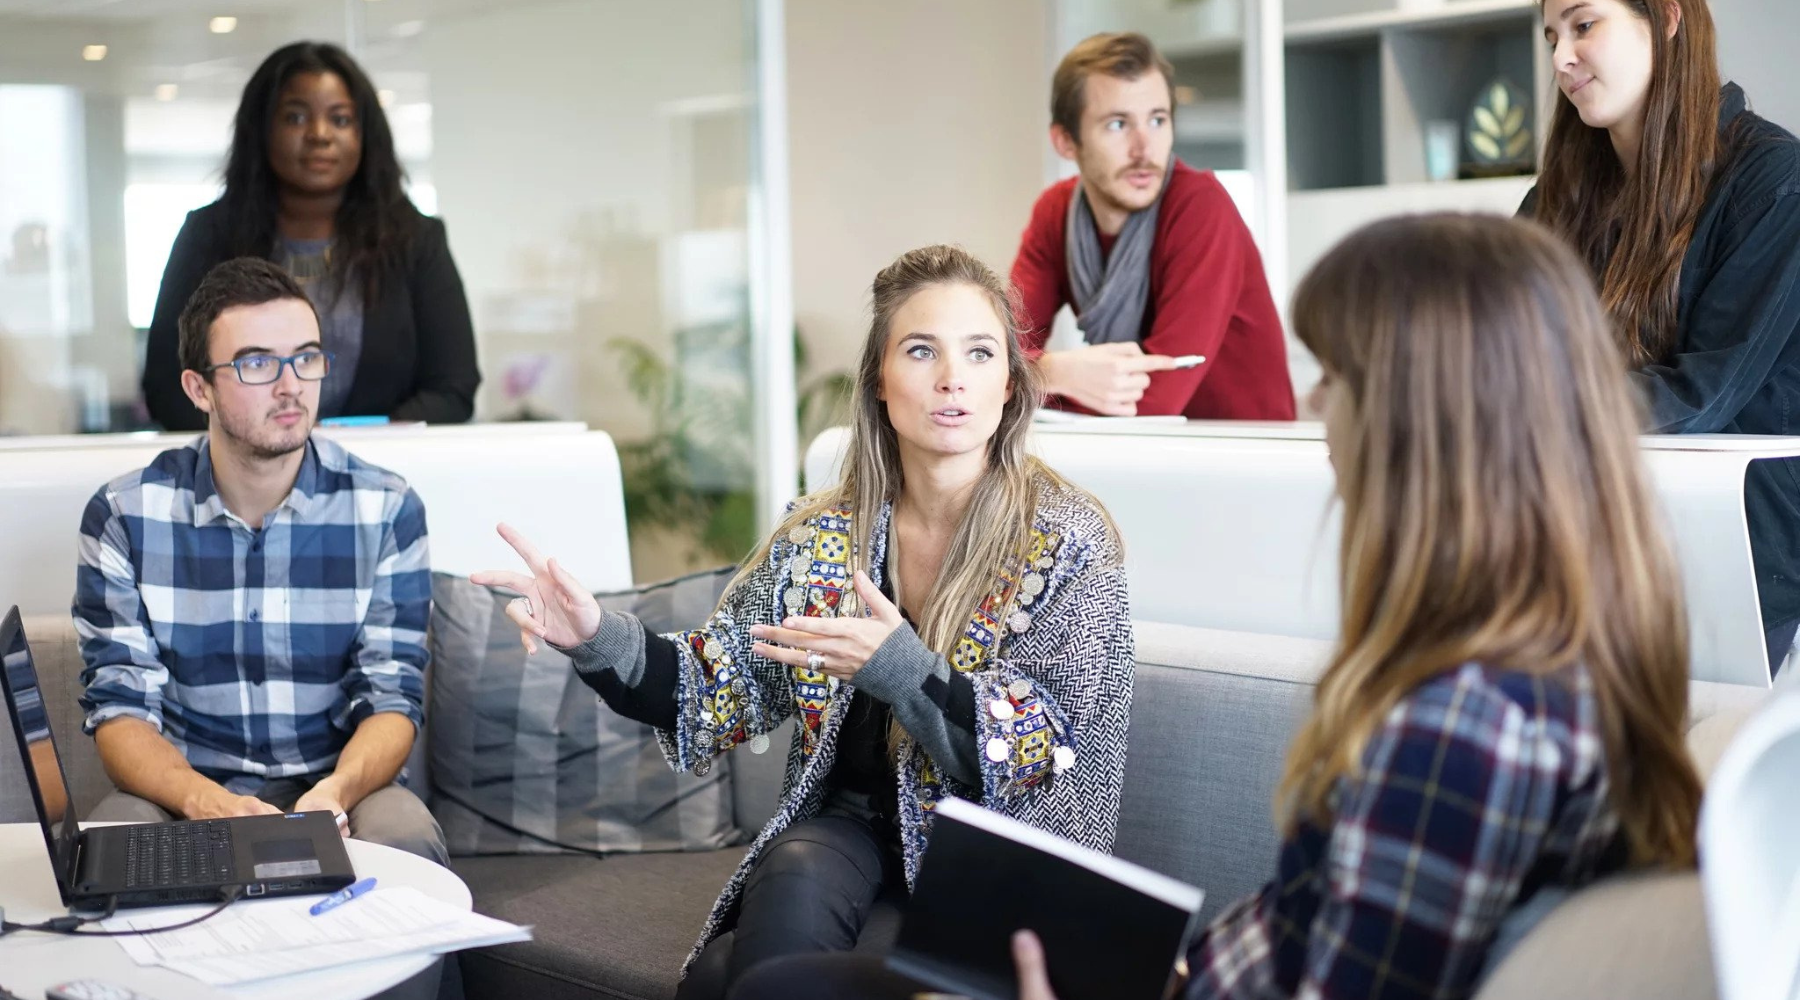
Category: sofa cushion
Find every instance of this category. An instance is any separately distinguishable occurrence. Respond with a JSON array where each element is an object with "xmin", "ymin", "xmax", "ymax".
[
  {"xmin": 1473, "ymin": 872, "xmax": 1716, "ymax": 1000},
  {"xmin": 455, "ymin": 848, "xmax": 748, "ymax": 1000},
  {"xmin": 1114, "ymin": 623, "xmax": 1330, "ymax": 922},
  {"xmin": 429, "ymin": 569, "xmax": 740, "ymax": 856}
]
